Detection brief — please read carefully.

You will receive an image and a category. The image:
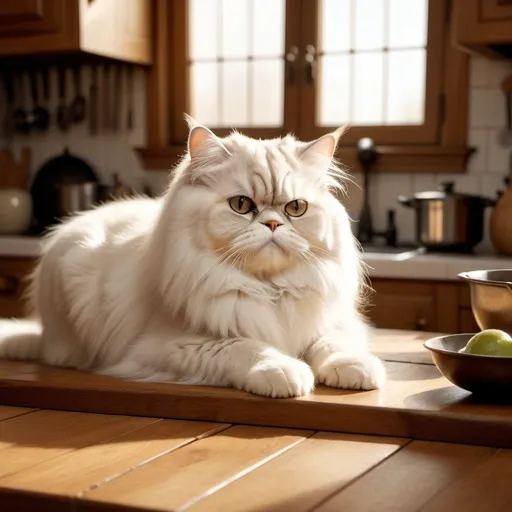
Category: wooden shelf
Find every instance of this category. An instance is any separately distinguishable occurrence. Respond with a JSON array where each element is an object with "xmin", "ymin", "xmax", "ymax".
[{"xmin": 136, "ymin": 145, "xmax": 476, "ymax": 173}]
